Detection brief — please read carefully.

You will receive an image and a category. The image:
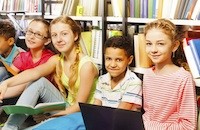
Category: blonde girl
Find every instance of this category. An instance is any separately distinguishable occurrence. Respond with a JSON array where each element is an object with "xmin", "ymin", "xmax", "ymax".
[
  {"xmin": 0, "ymin": 16, "xmax": 99, "ymax": 130},
  {"xmin": 142, "ymin": 19, "xmax": 197, "ymax": 130}
]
